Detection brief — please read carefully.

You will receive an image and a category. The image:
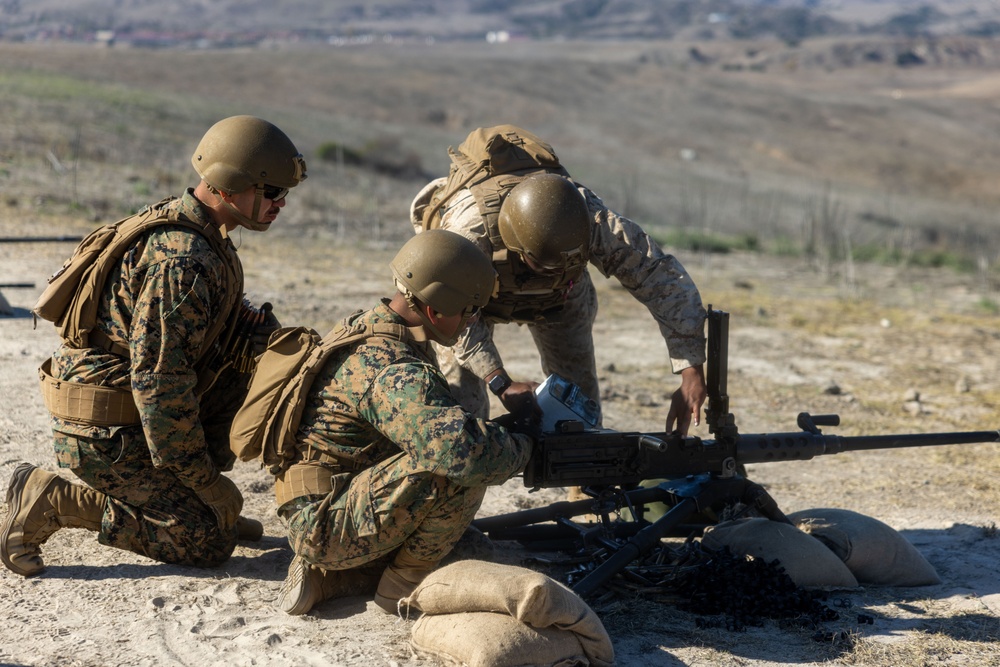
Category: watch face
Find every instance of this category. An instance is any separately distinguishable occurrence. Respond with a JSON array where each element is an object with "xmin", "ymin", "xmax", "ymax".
[{"xmin": 489, "ymin": 375, "xmax": 510, "ymax": 395}]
